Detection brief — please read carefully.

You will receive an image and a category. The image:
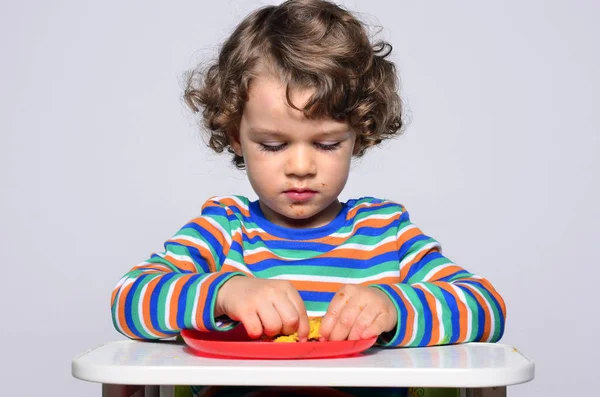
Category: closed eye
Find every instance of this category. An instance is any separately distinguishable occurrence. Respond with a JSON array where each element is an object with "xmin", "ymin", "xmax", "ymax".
[
  {"xmin": 258, "ymin": 143, "xmax": 286, "ymax": 152},
  {"xmin": 315, "ymin": 142, "xmax": 341, "ymax": 151}
]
